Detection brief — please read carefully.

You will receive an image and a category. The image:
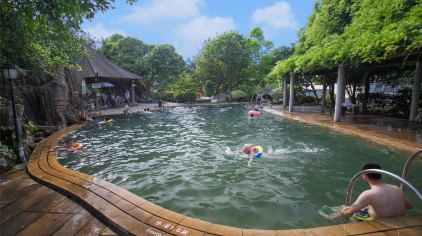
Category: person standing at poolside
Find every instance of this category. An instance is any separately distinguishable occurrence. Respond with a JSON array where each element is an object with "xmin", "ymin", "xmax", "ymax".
[
  {"xmin": 125, "ymin": 89, "xmax": 130, "ymax": 104},
  {"xmin": 330, "ymin": 162, "xmax": 412, "ymax": 221}
]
